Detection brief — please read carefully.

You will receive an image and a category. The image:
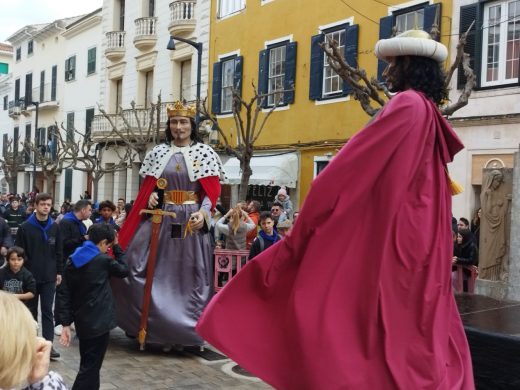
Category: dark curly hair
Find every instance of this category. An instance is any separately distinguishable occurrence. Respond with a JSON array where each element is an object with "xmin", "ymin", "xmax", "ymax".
[
  {"xmin": 164, "ymin": 117, "xmax": 202, "ymax": 144},
  {"xmin": 386, "ymin": 56, "xmax": 448, "ymax": 106}
]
